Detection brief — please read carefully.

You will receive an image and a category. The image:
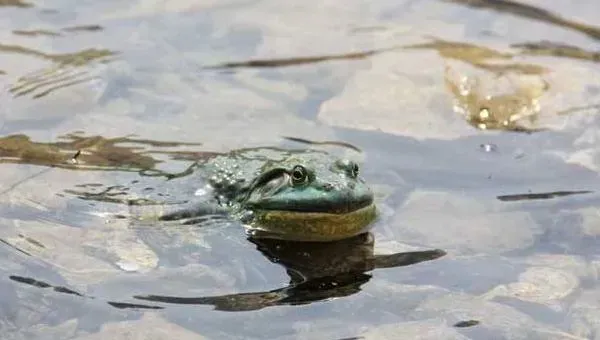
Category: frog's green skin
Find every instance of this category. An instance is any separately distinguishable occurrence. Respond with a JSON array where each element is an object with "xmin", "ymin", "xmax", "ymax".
[{"xmin": 154, "ymin": 147, "xmax": 376, "ymax": 241}]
